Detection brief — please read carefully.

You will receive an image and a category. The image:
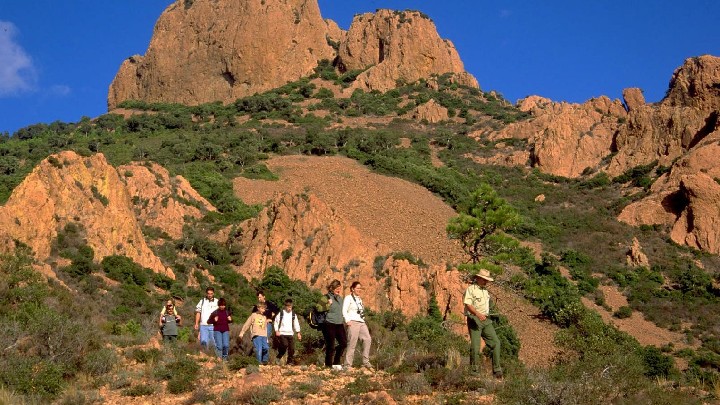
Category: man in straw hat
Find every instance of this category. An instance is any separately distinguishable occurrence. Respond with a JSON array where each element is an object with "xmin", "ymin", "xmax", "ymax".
[{"xmin": 463, "ymin": 268, "xmax": 502, "ymax": 378}]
